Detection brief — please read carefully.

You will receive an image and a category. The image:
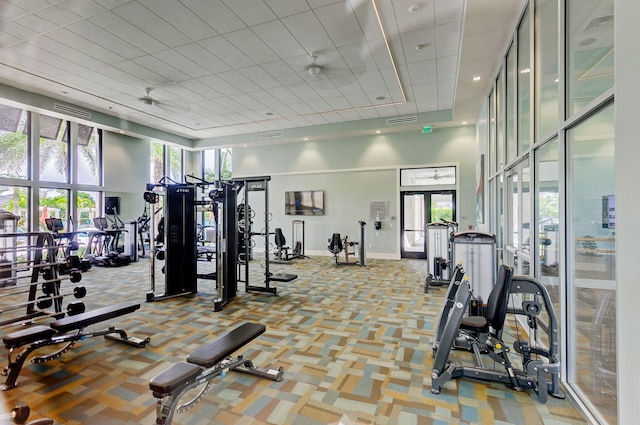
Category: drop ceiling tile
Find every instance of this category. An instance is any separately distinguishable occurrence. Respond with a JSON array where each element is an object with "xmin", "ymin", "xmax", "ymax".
[
  {"xmin": 179, "ymin": 0, "xmax": 245, "ymax": 35},
  {"xmin": 263, "ymin": 0, "xmax": 310, "ymax": 18},
  {"xmin": 372, "ymin": 104, "xmax": 398, "ymax": 117},
  {"xmin": 217, "ymin": 70, "xmax": 262, "ymax": 93},
  {"xmin": 400, "ymin": 27, "xmax": 436, "ymax": 63},
  {"xmin": 27, "ymin": 35, "xmax": 105, "ymax": 70},
  {"xmin": 355, "ymin": 69, "xmax": 385, "ymax": 92},
  {"xmin": 197, "ymin": 75, "xmax": 242, "ymax": 97},
  {"xmin": 132, "ymin": 55, "xmax": 190, "ymax": 84},
  {"xmin": 338, "ymin": 110, "xmax": 361, "ymax": 121},
  {"xmin": 154, "ymin": 49, "xmax": 210, "ymax": 79},
  {"xmin": 394, "ymin": 102, "xmax": 418, "ymax": 115},
  {"xmin": 281, "ymin": 10, "xmax": 334, "ymax": 54},
  {"xmin": 221, "ymin": 0, "xmax": 277, "ymax": 26},
  {"xmin": 326, "ymin": 96, "xmax": 352, "ymax": 110},
  {"xmin": 435, "ymin": 0, "xmax": 464, "ymax": 25},
  {"xmin": 270, "ymin": 104, "xmax": 297, "ymax": 116},
  {"xmin": 89, "ymin": 11, "xmax": 166, "ymax": 54},
  {"xmin": 348, "ymin": 0, "xmax": 381, "ymax": 41},
  {"xmin": 0, "ymin": 29, "xmax": 20, "ymax": 48},
  {"xmin": 12, "ymin": 12, "xmax": 58, "ymax": 33},
  {"xmin": 174, "ymin": 43, "xmax": 232, "ymax": 74},
  {"xmin": 437, "ymin": 79, "xmax": 455, "ymax": 99},
  {"xmin": 417, "ymin": 99, "xmax": 439, "ymax": 111},
  {"xmin": 66, "ymin": 19, "xmax": 145, "ymax": 59},
  {"xmin": 315, "ymin": 2, "xmax": 365, "ymax": 47},
  {"xmin": 57, "ymin": 0, "xmax": 107, "ymax": 18},
  {"xmin": 261, "ymin": 61, "xmax": 304, "ymax": 86},
  {"xmin": 393, "ymin": 1, "xmax": 435, "ymax": 33},
  {"xmin": 238, "ymin": 66, "xmax": 282, "ymax": 90},
  {"xmin": 0, "ymin": 2, "xmax": 30, "ymax": 19},
  {"xmin": 94, "ymin": 0, "xmax": 131, "ymax": 9},
  {"xmin": 44, "ymin": 28, "xmax": 121, "ymax": 64},
  {"xmin": 306, "ymin": 99, "xmax": 332, "ymax": 113},
  {"xmin": 251, "ymin": 20, "xmax": 307, "ymax": 59},
  {"xmin": 5, "ymin": 0, "xmax": 61, "ymax": 14},
  {"xmin": 249, "ymin": 90, "xmax": 283, "ymax": 108},
  {"xmin": 407, "ymin": 60, "xmax": 437, "ymax": 85},
  {"xmin": 224, "ymin": 27, "xmax": 279, "ymax": 65},
  {"xmin": 345, "ymin": 92, "xmax": 371, "ymax": 108},
  {"xmin": 305, "ymin": 114, "xmax": 329, "ymax": 125},
  {"xmin": 266, "ymin": 87, "xmax": 301, "ymax": 105},
  {"xmin": 286, "ymin": 102, "xmax": 316, "ymax": 115},
  {"xmin": 435, "ymin": 21, "xmax": 462, "ymax": 57},
  {"xmin": 112, "ymin": 2, "xmax": 191, "ymax": 48},
  {"xmin": 180, "ymin": 79, "xmax": 225, "ymax": 100},
  {"xmin": 198, "ymin": 35, "xmax": 254, "ymax": 69},
  {"xmin": 34, "ymin": 5, "xmax": 82, "ymax": 26},
  {"xmin": 436, "ymin": 55, "xmax": 458, "ymax": 81},
  {"xmin": 112, "ymin": 59, "xmax": 174, "ymax": 87},
  {"xmin": 356, "ymin": 108, "xmax": 381, "ymax": 120},
  {"xmin": 376, "ymin": 0, "xmax": 399, "ymax": 36},
  {"xmin": 338, "ymin": 42, "xmax": 378, "ymax": 74},
  {"xmin": 307, "ymin": 0, "xmax": 343, "ymax": 8},
  {"xmin": 138, "ymin": 0, "xmax": 218, "ymax": 41},
  {"xmin": 412, "ymin": 82, "xmax": 438, "ymax": 101}
]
